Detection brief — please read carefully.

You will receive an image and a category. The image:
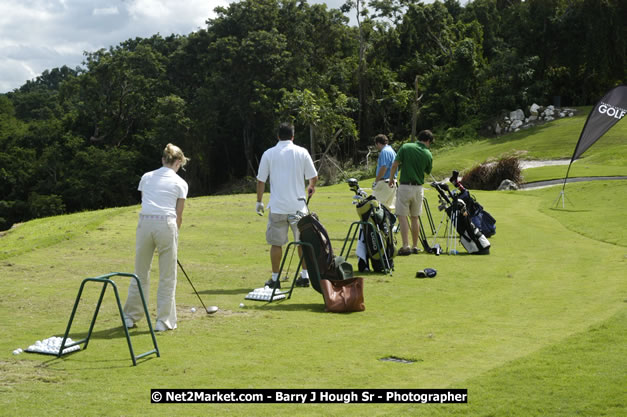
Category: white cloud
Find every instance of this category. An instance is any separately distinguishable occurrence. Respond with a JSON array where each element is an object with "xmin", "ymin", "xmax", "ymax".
[
  {"xmin": 0, "ymin": 0, "xmax": 229, "ymax": 93},
  {"xmin": 93, "ymin": 6, "xmax": 119, "ymax": 16}
]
